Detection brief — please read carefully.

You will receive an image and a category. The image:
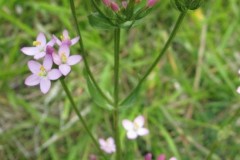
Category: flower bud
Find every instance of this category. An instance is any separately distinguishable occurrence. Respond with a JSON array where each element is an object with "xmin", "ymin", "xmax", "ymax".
[
  {"xmin": 147, "ymin": 0, "xmax": 157, "ymax": 7},
  {"xmin": 111, "ymin": 2, "xmax": 120, "ymax": 12},
  {"xmin": 122, "ymin": 1, "xmax": 128, "ymax": 9},
  {"xmin": 171, "ymin": 0, "xmax": 203, "ymax": 12},
  {"xmin": 102, "ymin": 0, "xmax": 111, "ymax": 7}
]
